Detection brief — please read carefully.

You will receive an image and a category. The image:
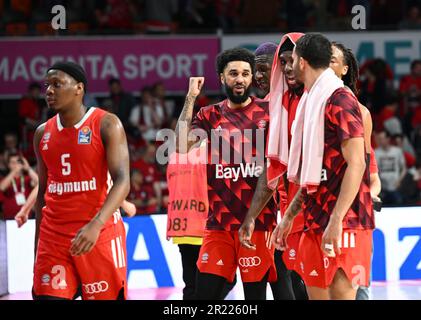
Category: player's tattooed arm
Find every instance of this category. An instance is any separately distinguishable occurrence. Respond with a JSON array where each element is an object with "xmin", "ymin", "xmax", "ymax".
[
  {"xmin": 175, "ymin": 77, "xmax": 204, "ymax": 153},
  {"xmin": 245, "ymin": 166, "xmax": 275, "ymax": 221},
  {"xmin": 284, "ymin": 187, "xmax": 304, "ymax": 220},
  {"xmin": 239, "ymin": 166, "xmax": 275, "ymax": 249}
]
